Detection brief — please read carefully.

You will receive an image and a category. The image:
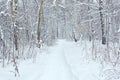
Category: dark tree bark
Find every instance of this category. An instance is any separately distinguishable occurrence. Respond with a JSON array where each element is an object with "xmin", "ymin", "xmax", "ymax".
[{"xmin": 99, "ymin": 0, "xmax": 106, "ymax": 44}]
